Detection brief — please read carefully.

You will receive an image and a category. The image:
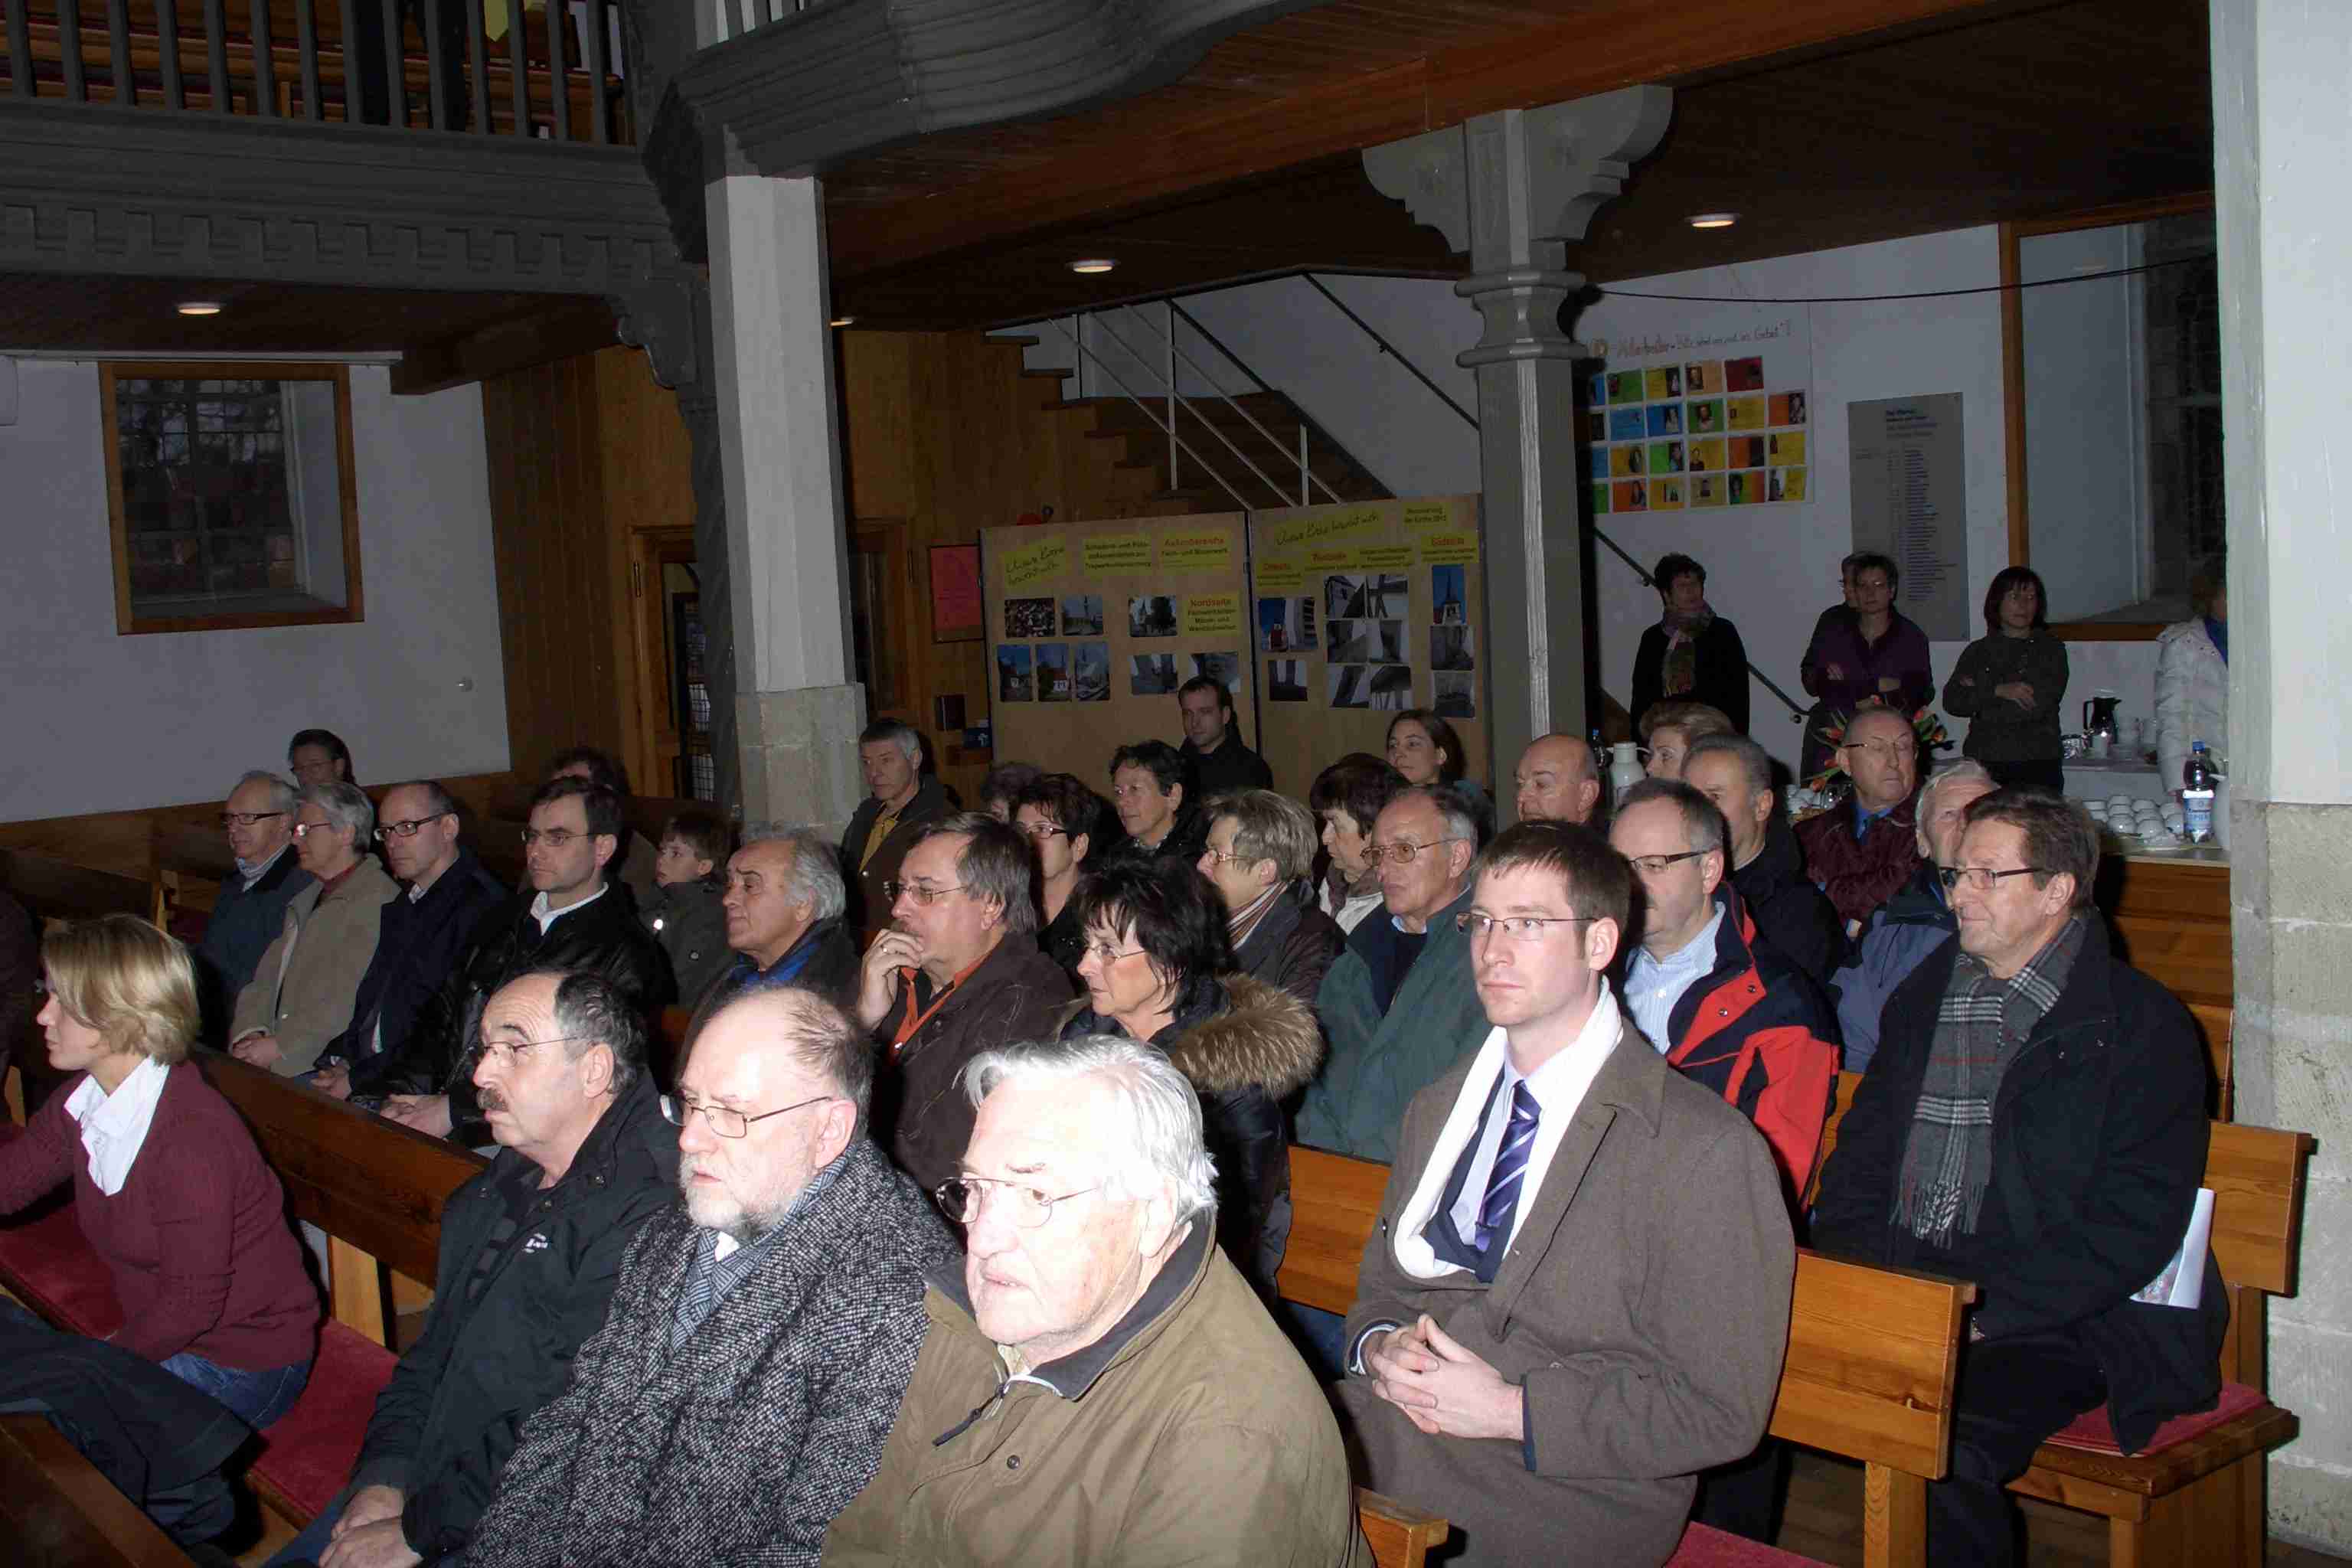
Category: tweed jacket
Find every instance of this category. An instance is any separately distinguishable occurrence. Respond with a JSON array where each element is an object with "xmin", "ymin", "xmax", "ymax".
[
  {"xmin": 230, "ymin": 857, "xmax": 400, "ymax": 1074},
  {"xmin": 464, "ymin": 1136, "xmax": 957, "ymax": 1568},
  {"xmin": 1340, "ymin": 1015, "xmax": 1795, "ymax": 1568}
]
